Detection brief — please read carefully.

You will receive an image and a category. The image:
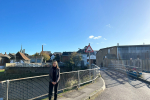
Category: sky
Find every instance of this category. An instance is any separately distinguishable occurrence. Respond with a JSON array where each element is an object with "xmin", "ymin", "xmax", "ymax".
[{"xmin": 0, "ymin": 0, "xmax": 150, "ymax": 55}]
